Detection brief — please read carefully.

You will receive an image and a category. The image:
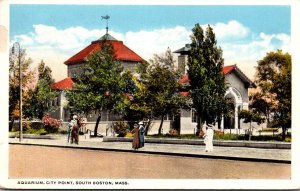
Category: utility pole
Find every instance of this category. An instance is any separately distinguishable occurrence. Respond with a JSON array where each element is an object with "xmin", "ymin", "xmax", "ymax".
[{"xmin": 12, "ymin": 42, "xmax": 22, "ymax": 142}]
